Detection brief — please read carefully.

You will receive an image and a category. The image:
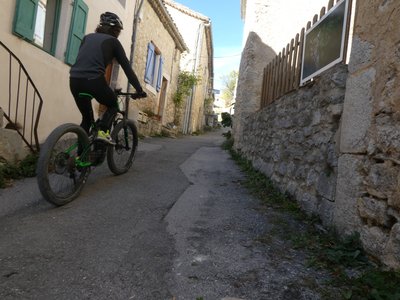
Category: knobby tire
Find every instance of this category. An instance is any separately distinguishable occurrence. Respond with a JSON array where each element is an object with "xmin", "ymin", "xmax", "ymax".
[
  {"xmin": 107, "ymin": 120, "xmax": 138, "ymax": 175},
  {"xmin": 37, "ymin": 123, "xmax": 90, "ymax": 206}
]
